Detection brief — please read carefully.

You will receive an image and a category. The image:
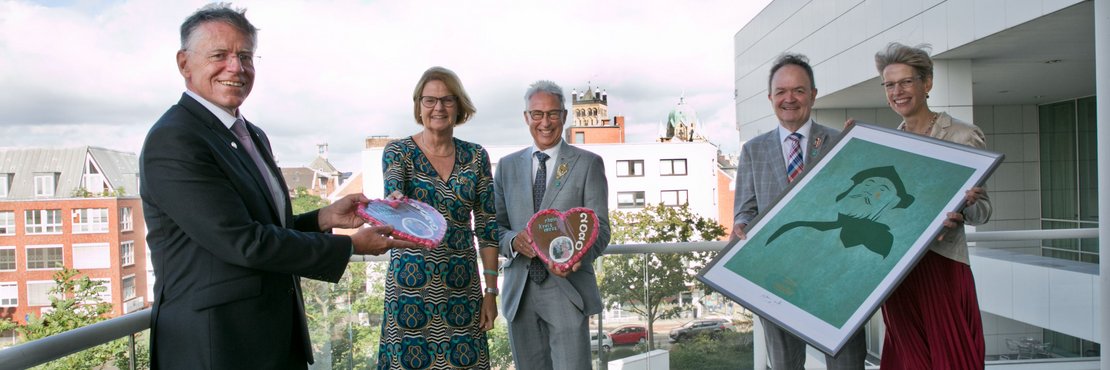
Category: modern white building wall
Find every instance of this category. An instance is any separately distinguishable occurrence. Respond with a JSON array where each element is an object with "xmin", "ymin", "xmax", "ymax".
[
  {"xmin": 735, "ymin": 0, "xmax": 1101, "ymax": 364},
  {"xmin": 361, "ymin": 141, "xmax": 723, "ymax": 227}
]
